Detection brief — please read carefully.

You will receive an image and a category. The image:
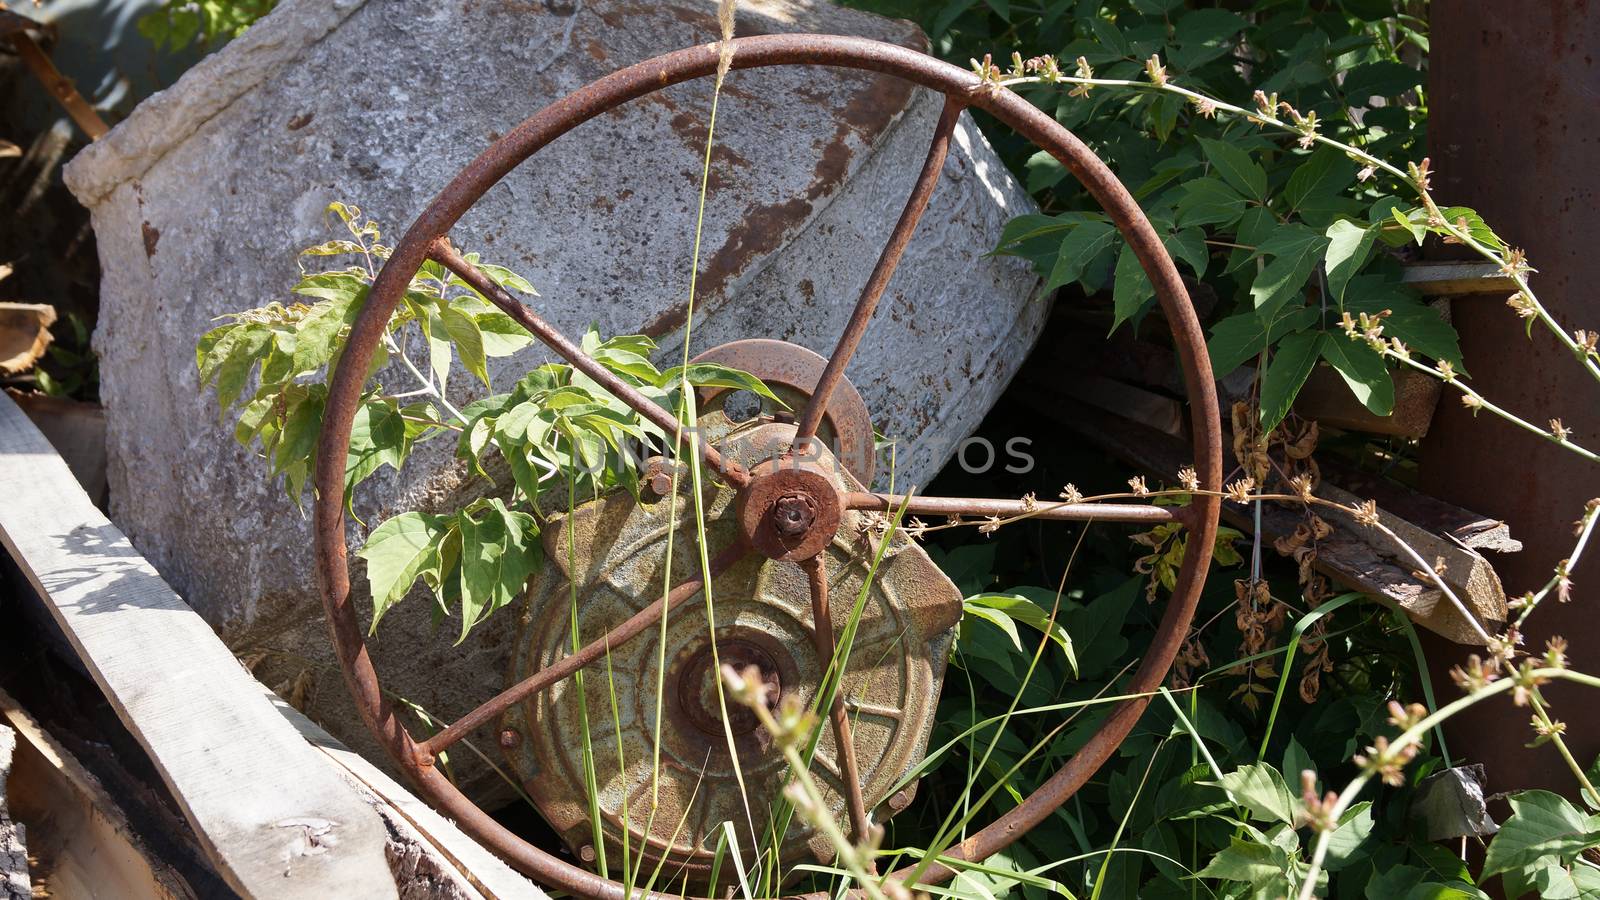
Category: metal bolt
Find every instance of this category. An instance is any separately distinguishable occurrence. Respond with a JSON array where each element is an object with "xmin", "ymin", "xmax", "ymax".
[
  {"xmin": 499, "ymin": 727, "xmax": 522, "ymax": 749},
  {"xmin": 578, "ymin": 843, "xmax": 597, "ymax": 863},
  {"xmin": 642, "ymin": 458, "xmax": 677, "ymax": 499},
  {"xmin": 888, "ymin": 789, "xmax": 912, "ymax": 812},
  {"xmin": 771, "ymin": 492, "xmax": 816, "ymax": 536}
]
